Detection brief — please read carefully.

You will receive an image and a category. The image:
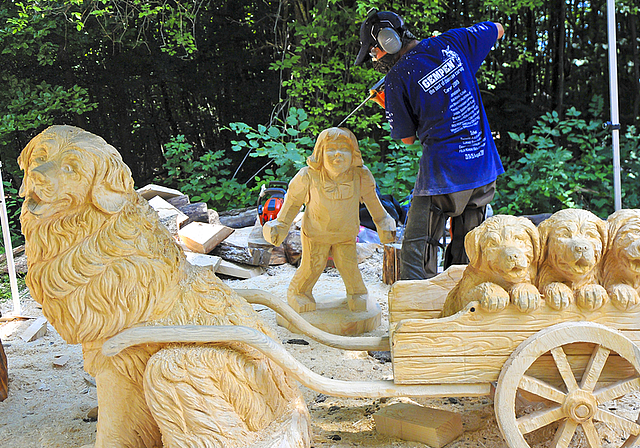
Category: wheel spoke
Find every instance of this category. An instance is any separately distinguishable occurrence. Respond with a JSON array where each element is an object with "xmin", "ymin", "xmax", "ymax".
[
  {"xmin": 580, "ymin": 345, "xmax": 611, "ymax": 392},
  {"xmin": 551, "ymin": 346, "xmax": 579, "ymax": 392},
  {"xmin": 517, "ymin": 405, "xmax": 566, "ymax": 434},
  {"xmin": 582, "ymin": 420, "xmax": 602, "ymax": 448},
  {"xmin": 552, "ymin": 419, "xmax": 578, "ymax": 448},
  {"xmin": 594, "ymin": 408, "xmax": 640, "ymax": 435},
  {"xmin": 595, "ymin": 377, "xmax": 640, "ymax": 404},
  {"xmin": 519, "ymin": 374, "xmax": 566, "ymax": 403}
]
